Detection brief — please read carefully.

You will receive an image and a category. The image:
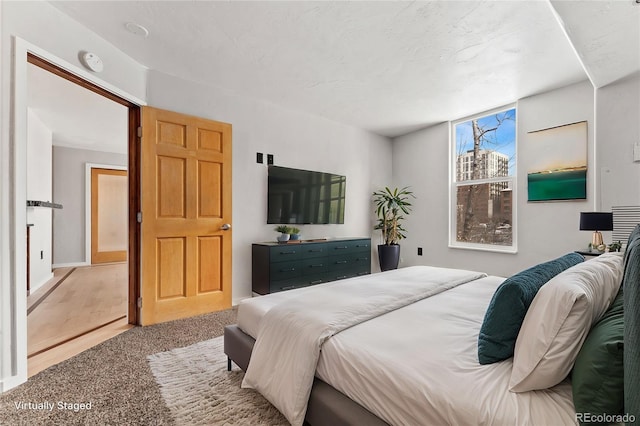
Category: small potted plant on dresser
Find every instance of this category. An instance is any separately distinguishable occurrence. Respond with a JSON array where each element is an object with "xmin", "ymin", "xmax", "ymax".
[
  {"xmin": 289, "ymin": 227, "xmax": 301, "ymax": 241},
  {"xmin": 373, "ymin": 186, "xmax": 414, "ymax": 271},
  {"xmin": 275, "ymin": 225, "xmax": 292, "ymax": 243}
]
